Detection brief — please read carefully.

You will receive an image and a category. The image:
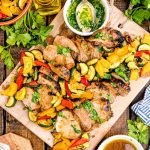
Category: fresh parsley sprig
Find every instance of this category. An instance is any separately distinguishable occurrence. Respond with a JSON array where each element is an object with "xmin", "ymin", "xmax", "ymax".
[
  {"xmin": 127, "ymin": 117, "xmax": 148, "ymax": 145},
  {"xmin": 0, "ymin": 9, "xmax": 53, "ymax": 70}
]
